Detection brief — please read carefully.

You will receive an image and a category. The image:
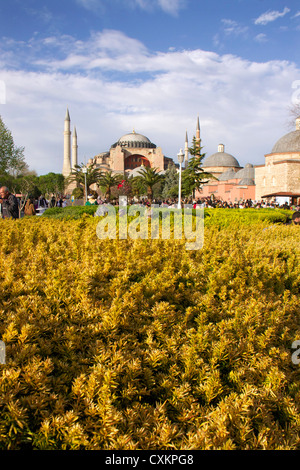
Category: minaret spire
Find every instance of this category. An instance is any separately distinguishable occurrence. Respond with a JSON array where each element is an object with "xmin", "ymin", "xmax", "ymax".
[
  {"xmin": 62, "ymin": 107, "xmax": 71, "ymax": 177},
  {"xmin": 184, "ymin": 130, "xmax": 189, "ymax": 169},
  {"xmin": 196, "ymin": 116, "xmax": 201, "ymax": 156},
  {"xmin": 72, "ymin": 126, "xmax": 78, "ymax": 169},
  {"xmin": 196, "ymin": 116, "xmax": 200, "ymax": 142}
]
